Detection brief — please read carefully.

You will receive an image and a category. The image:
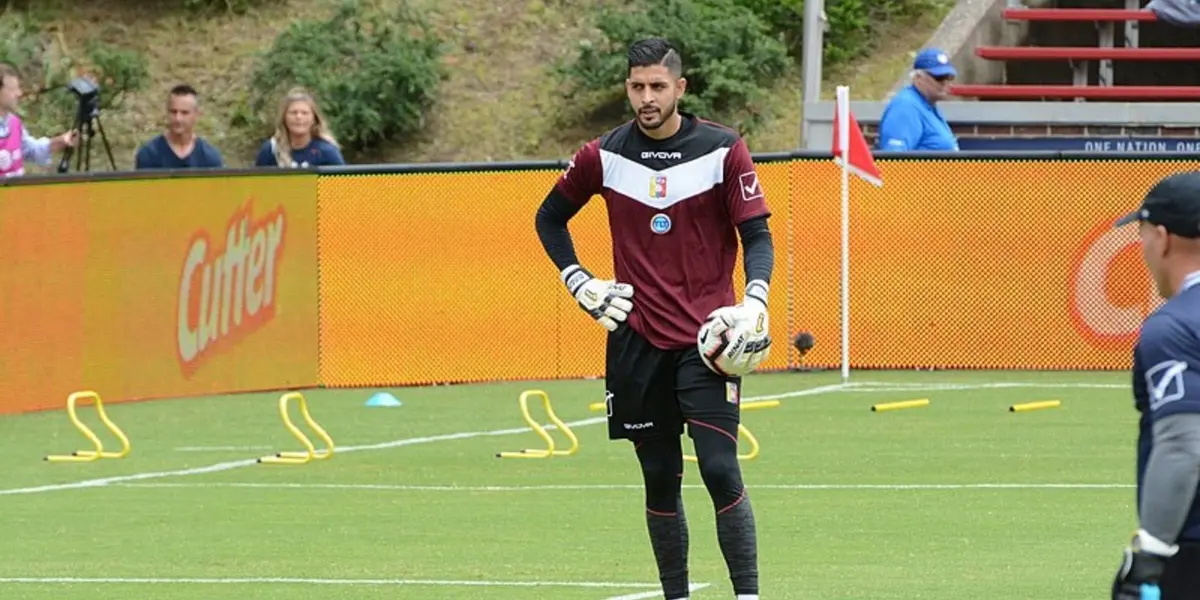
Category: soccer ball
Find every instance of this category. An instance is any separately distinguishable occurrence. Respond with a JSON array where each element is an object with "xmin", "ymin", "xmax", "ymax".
[{"xmin": 697, "ymin": 312, "xmax": 769, "ymax": 377}]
